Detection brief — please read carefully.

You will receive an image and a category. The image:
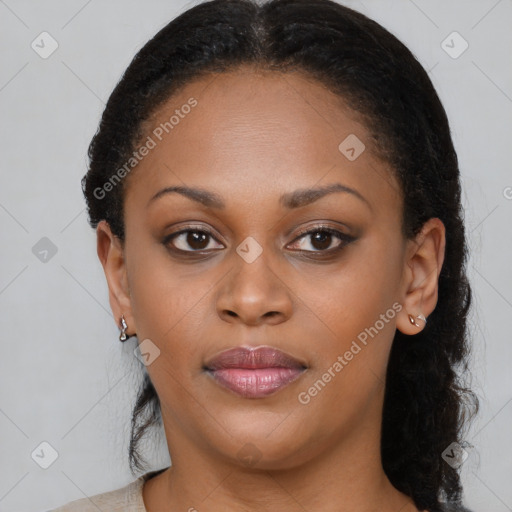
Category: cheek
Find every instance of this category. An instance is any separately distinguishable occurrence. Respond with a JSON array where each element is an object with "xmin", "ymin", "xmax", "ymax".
[
  {"xmin": 125, "ymin": 246, "xmax": 197, "ymax": 344},
  {"xmin": 294, "ymin": 297, "xmax": 396, "ymax": 436},
  {"xmin": 293, "ymin": 252, "xmax": 399, "ymax": 344},
  {"xmin": 290, "ymin": 238, "xmax": 402, "ymax": 400}
]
